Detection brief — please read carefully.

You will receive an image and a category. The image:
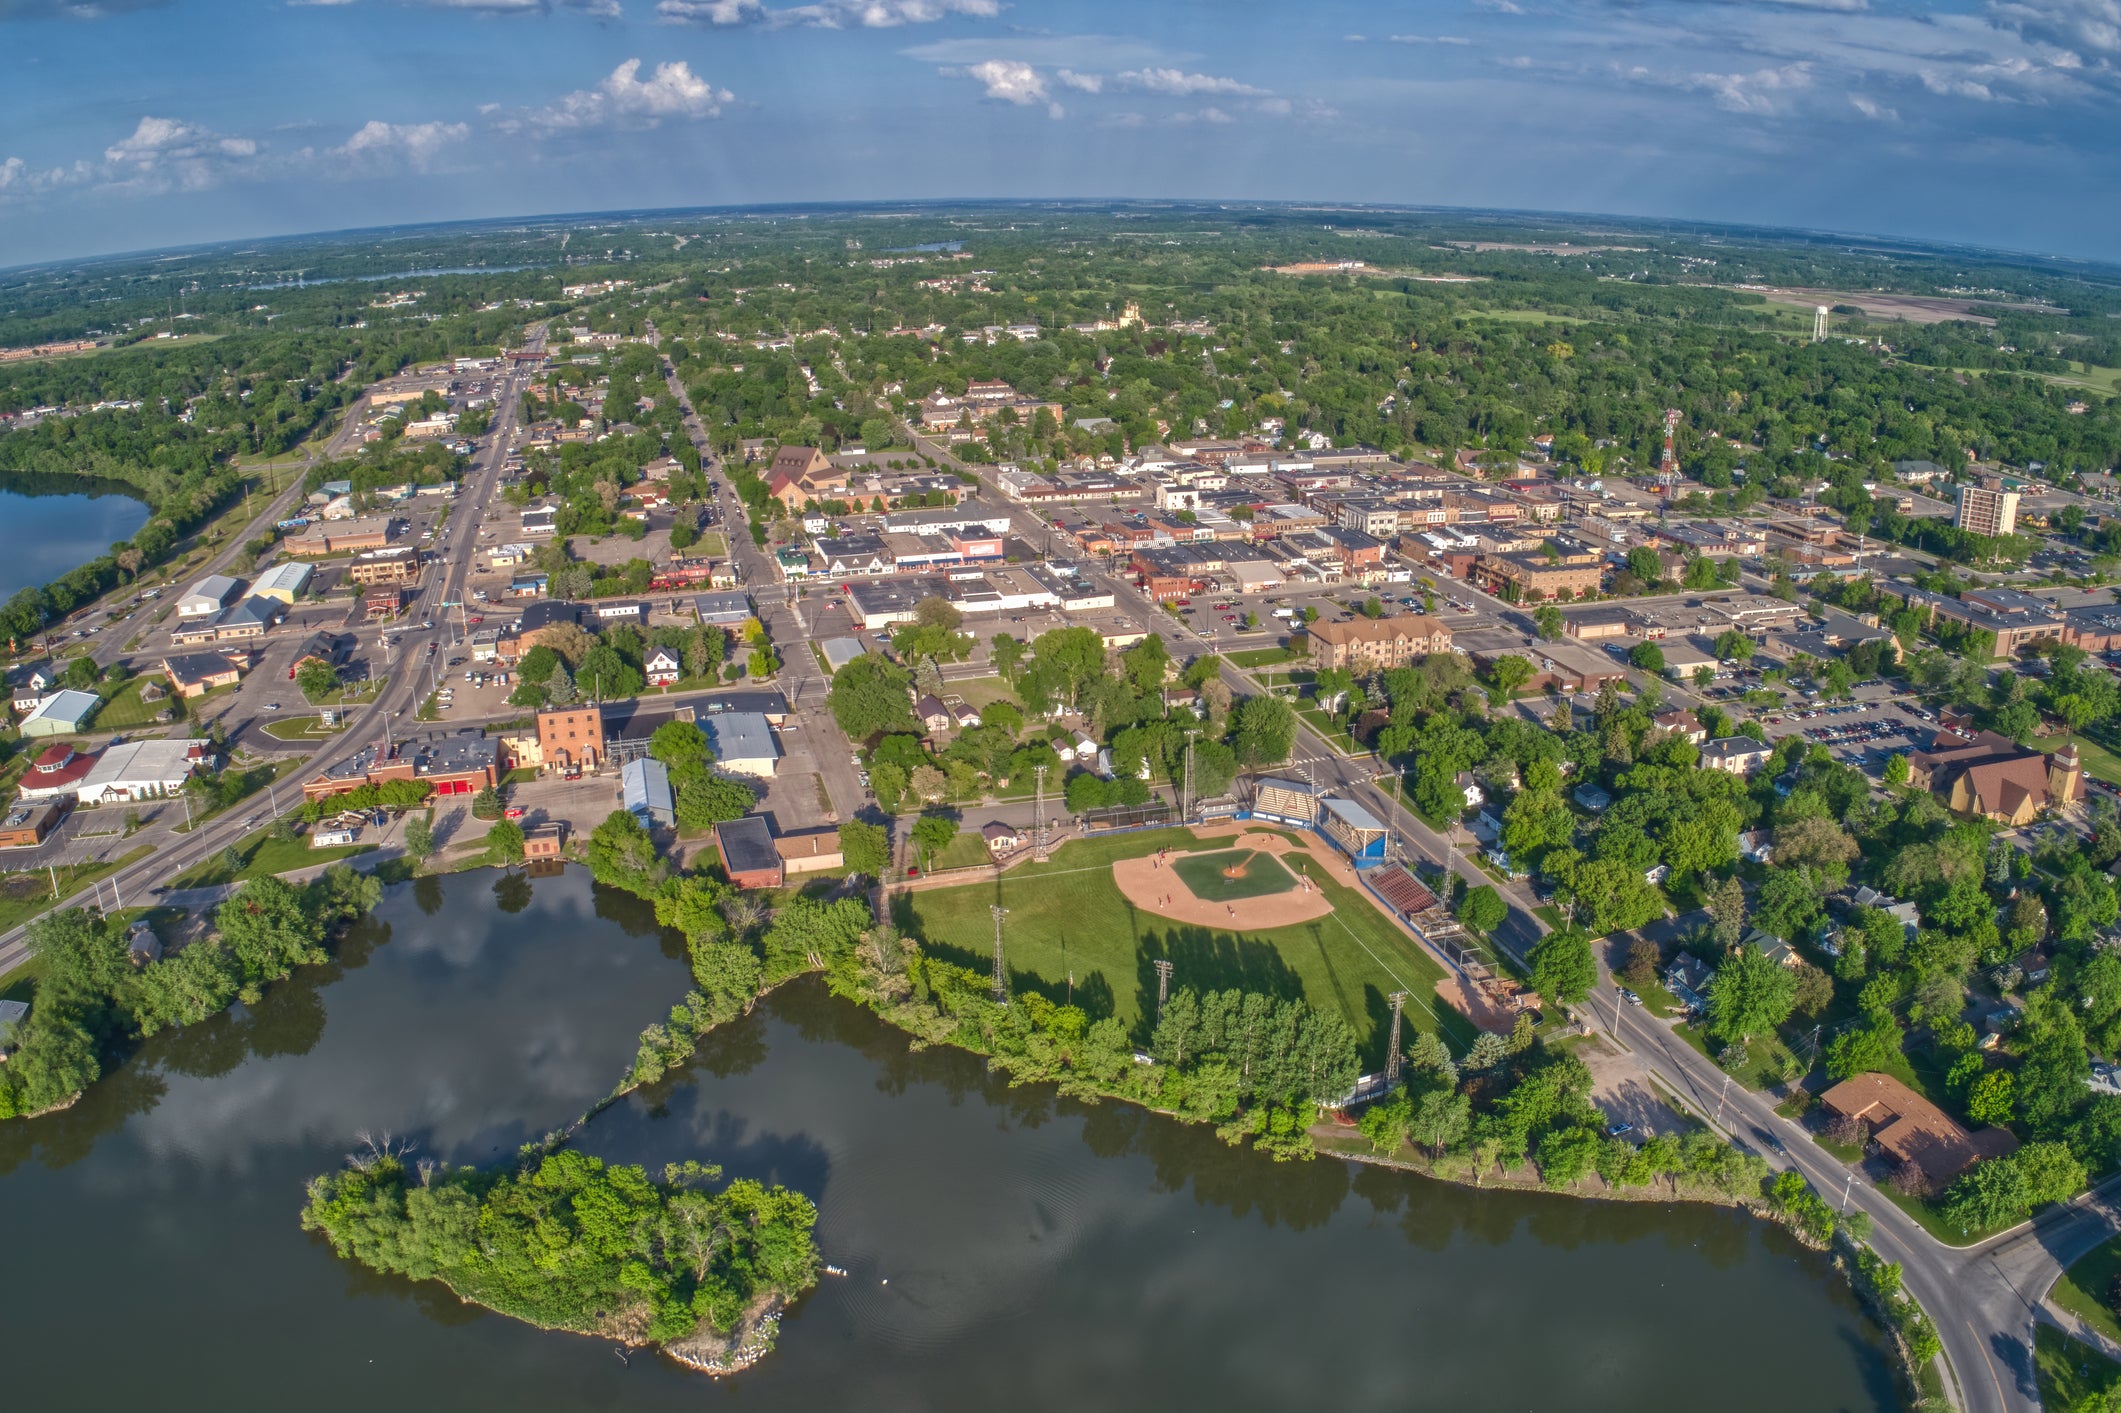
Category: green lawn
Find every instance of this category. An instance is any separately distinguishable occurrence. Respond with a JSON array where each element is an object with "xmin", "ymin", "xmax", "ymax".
[
  {"xmin": 922, "ymin": 830, "xmax": 994, "ymax": 873},
  {"xmin": 1227, "ymin": 645, "xmax": 1303, "ymax": 667},
  {"xmin": 261, "ymin": 714, "xmax": 347, "ymax": 741},
  {"xmin": 1296, "ymin": 705, "xmax": 1359, "ymax": 753},
  {"xmin": 2036, "ymin": 1323, "xmax": 2121, "ymax": 1412},
  {"xmin": 168, "ymin": 825, "xmax": 376, "ymax": 889},
  {"xmin": 2039, "ymin": 734, "xmax": 2121, "ymax": 788},
  {"xmin": 90, "ymin": 676, "xmax": 177, "ymax": 730},
  {"xmin": 2053, "ymin": 1239, "xmax": 2121, "ymax": 1348},
  {"xmin": 894, "ymin": 827, "xmax": 1471, "ymax": 1061},
  {"xmin": 0, "ymin": 843, "xmax": 156, "ymax": 937},
  {"xmin": 695, "ymin": 530, "xmax": 729, "ymax": 556},
  {"xmin": 1170, "ymin": 848, "xmax": 1299, "ymax": 902},
  {"xmin": 945, "ymin": 676, "xmax": 1025, "ymax": 712}
]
